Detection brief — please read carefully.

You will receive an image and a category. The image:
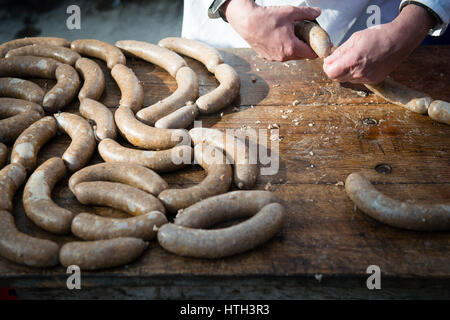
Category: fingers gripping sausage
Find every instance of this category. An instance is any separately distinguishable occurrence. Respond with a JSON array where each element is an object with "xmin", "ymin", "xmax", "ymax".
[
  {"xmin": 0, "ymin": 143, "xmax": 7, "ymax": 169},
  {"xmin": 54, "ymin": 112, "xmax": 96, "ymax": 172},
  {"xmin": 69, "ymin": 162, "xmax": 168, "ymax": 196},
  {"xmin": 364, "ymin": 78, "xmax": 432, "ymax": 114},
  {"xmin": 154, "ymin": 103, "xmax": 199, "ymax": 129},
  {"xmin": 0, "ymin": 163, "xmax": 27, "ymax": 211},
  {"xmin": 115, "ymin": 40, "xmax": 186, "ymax": 78},
  {"xmin": 0, "ymin": 56, "xmax": 61, "ymax": 79},
  {"xmin": 0, "ymin": 98, "xmax": 43, "ymax": 144},
  {"xmin": 158, "ymin": 37, "xmax": 224, "ymax": 74},
  {"xmin": 189, "ymin": 127, "xmax": 258, "ymax": 189},
  {"xmin": 79, "ymin": 98, "xmax": 116, "ymax": 140},
  {"xmin": 158, "ymin": 143, "xmax": 232, "ymax": 214},
  {"xmin": 59, "ymin": 237, "xmax": 147, "ymax": 270},
  {"xmin": 73, "ymin": 181, "xmax": 166, "ymax": 216},
  {"xmin": 345, "ymin": 172, "xmax": 450, "ymax": 231},
  {"xmin": 0, "ymin": 77, "xmax": 44, "ymax": 104},
  {"xmin": 428, "ymin": 100, "xmax": 450, "ymax": 125},
  {"xmin": 136, "ymin": 66, "xmax": 199, "ymax": 125},
  {"xmin": 43, "ymin": 64, "xmax": 80, "ymax": 112},
  {"xmin": 196, "ymin": 63, "xmax": 240, "ymax": 114},
  {"xmin": 75, "ymin": 58, "xmax": 105, "ymax": 101},
  {"xmin": 111, "ymin": 64, "xmax": 144, "ymax": 113},
  {"xmin": 0, "ymin": 36, "xmax": 70, "ymax": 58},
  {"xmin": 11, "ymin": 116, "xmax": 57, "ymax": 172},
  {"xmin": 114, "ymin": 106, "xmax": 188, "ymax": 150},
  {"xmin": 5, "ymin": 44, "xmax": 81, "ymax": 65},
  {"xmin": 71, "ymin": 211, "xmax": 167, "ymax": 241},
  {"xmin": 174, "ymin": 190, "xmax": 280, "ymax": 228},
  {"xmin": 158, "ymin": 202, "xmax": 285, "ymax": 259},
  {"xmin": 98, "ymin": 138, "xmax": 193, "ymax": 173},
  {"xmin": 23, "ymin": 157, "xmax": 76, "ymax": 234},
  {"xmin": 294, "ymin": 20, "xmax": 332, "ymax": 59},
  {"xmin": 0, "ymin": 210, "xmax": 59, "ymax": 267},
  {"xmin": 71, "ymin": 39, "xmax": 126, "ymax": 69}
]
